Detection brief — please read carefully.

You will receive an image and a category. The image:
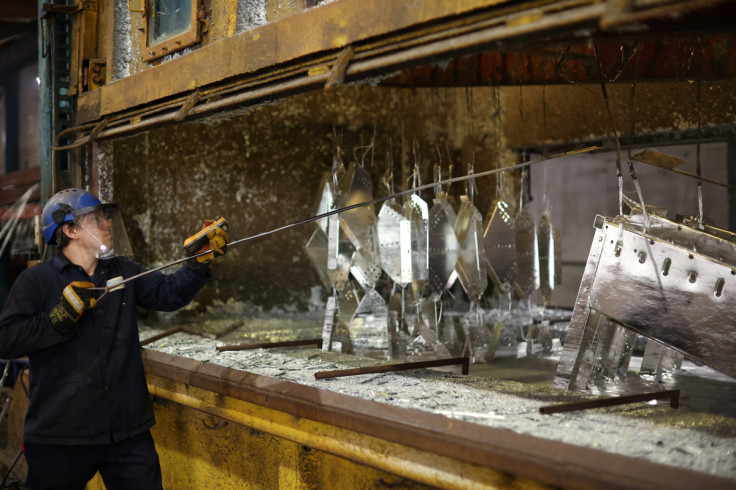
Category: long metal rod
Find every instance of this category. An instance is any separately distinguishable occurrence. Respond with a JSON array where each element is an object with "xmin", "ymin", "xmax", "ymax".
[
  {"xmin": 314, "ymin": 357, "xmax": 470, "ymax": 379},
  {"xmin": 539, "ymin": 389, "xmax": 680, "ymax": 415},
  {"xmin": 217, "ymin": 338, "xmax": 323, "ymax": 352},
  {"xmin": 92, "ymin": 145, "xmax": 600, "ymax": 298}
]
